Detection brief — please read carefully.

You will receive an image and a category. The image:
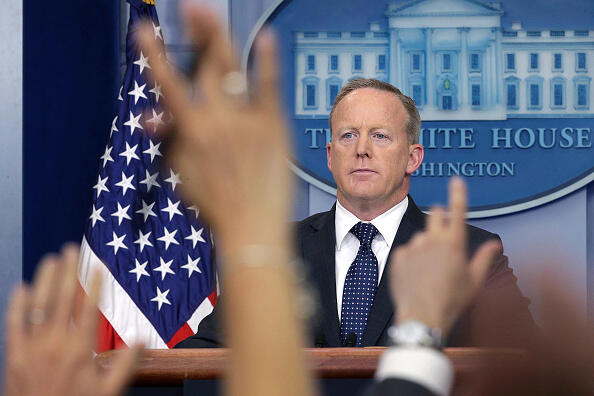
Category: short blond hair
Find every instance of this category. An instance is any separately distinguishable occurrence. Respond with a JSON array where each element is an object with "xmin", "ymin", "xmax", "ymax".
[{"xmin": 329, "ymin": 78, "xmax": 421, "ymax": 144}]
